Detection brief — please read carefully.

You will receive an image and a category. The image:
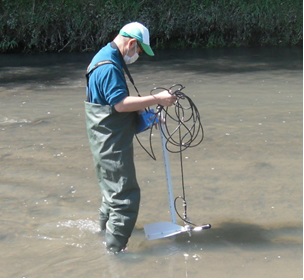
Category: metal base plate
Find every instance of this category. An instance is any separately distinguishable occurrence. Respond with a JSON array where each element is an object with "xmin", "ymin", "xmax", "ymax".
[{"xmin": 144, "ymin": 221, "xmax": 186, "ymax": 240}]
